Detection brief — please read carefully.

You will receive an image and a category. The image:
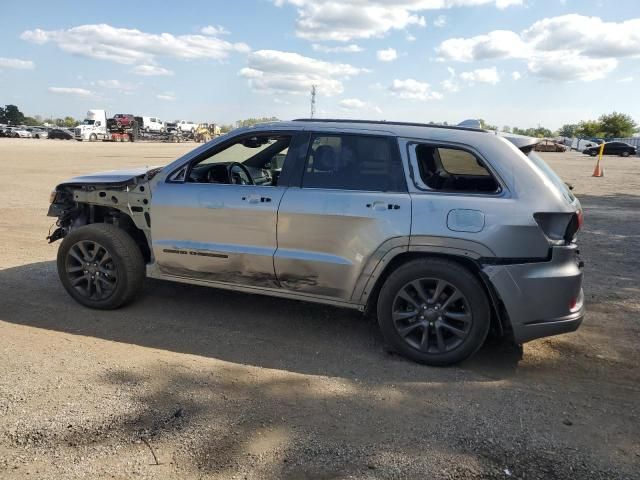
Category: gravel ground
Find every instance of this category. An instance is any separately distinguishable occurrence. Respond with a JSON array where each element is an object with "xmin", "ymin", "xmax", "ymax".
[{"xmin": 0, "ymin": 138, "xmax": 638, "ymax": 479}]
